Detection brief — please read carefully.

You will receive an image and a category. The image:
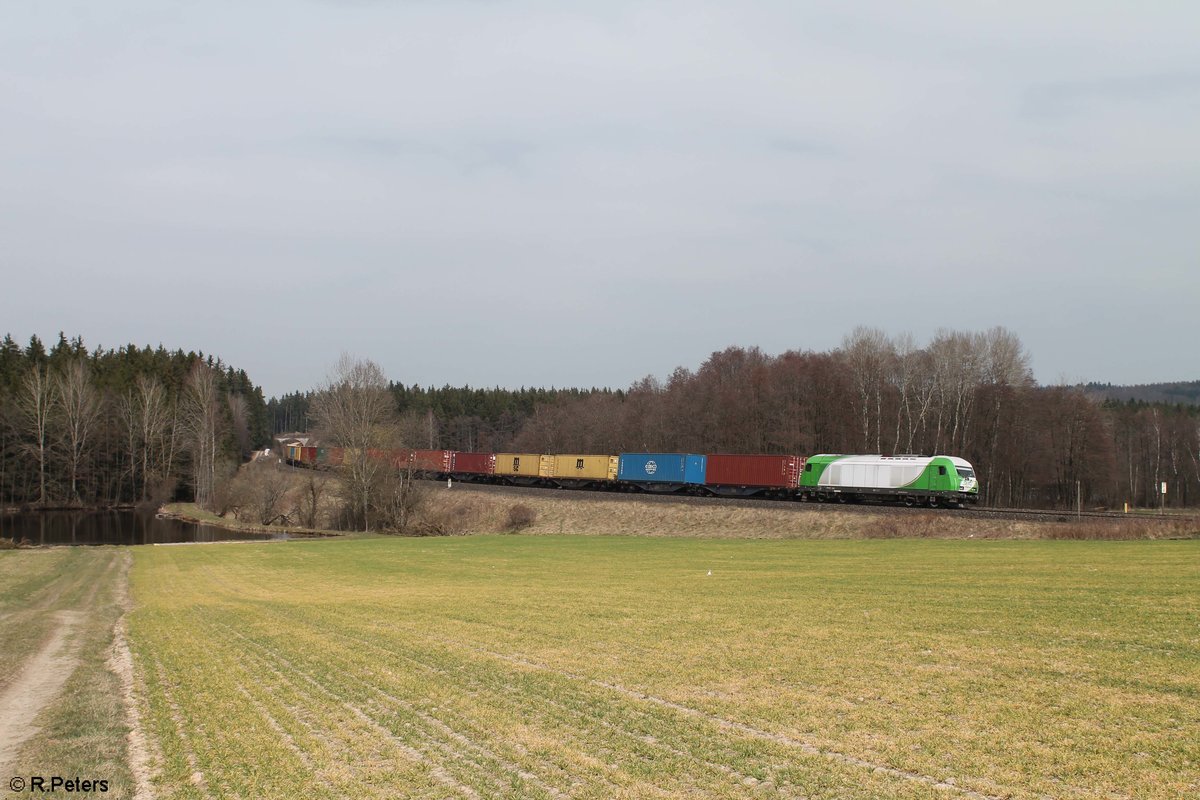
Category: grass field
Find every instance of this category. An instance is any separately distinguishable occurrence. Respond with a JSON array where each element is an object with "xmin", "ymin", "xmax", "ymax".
[{"xmin": 125, "ymin": 536, "xmax": 1199, "ymax": 799}]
